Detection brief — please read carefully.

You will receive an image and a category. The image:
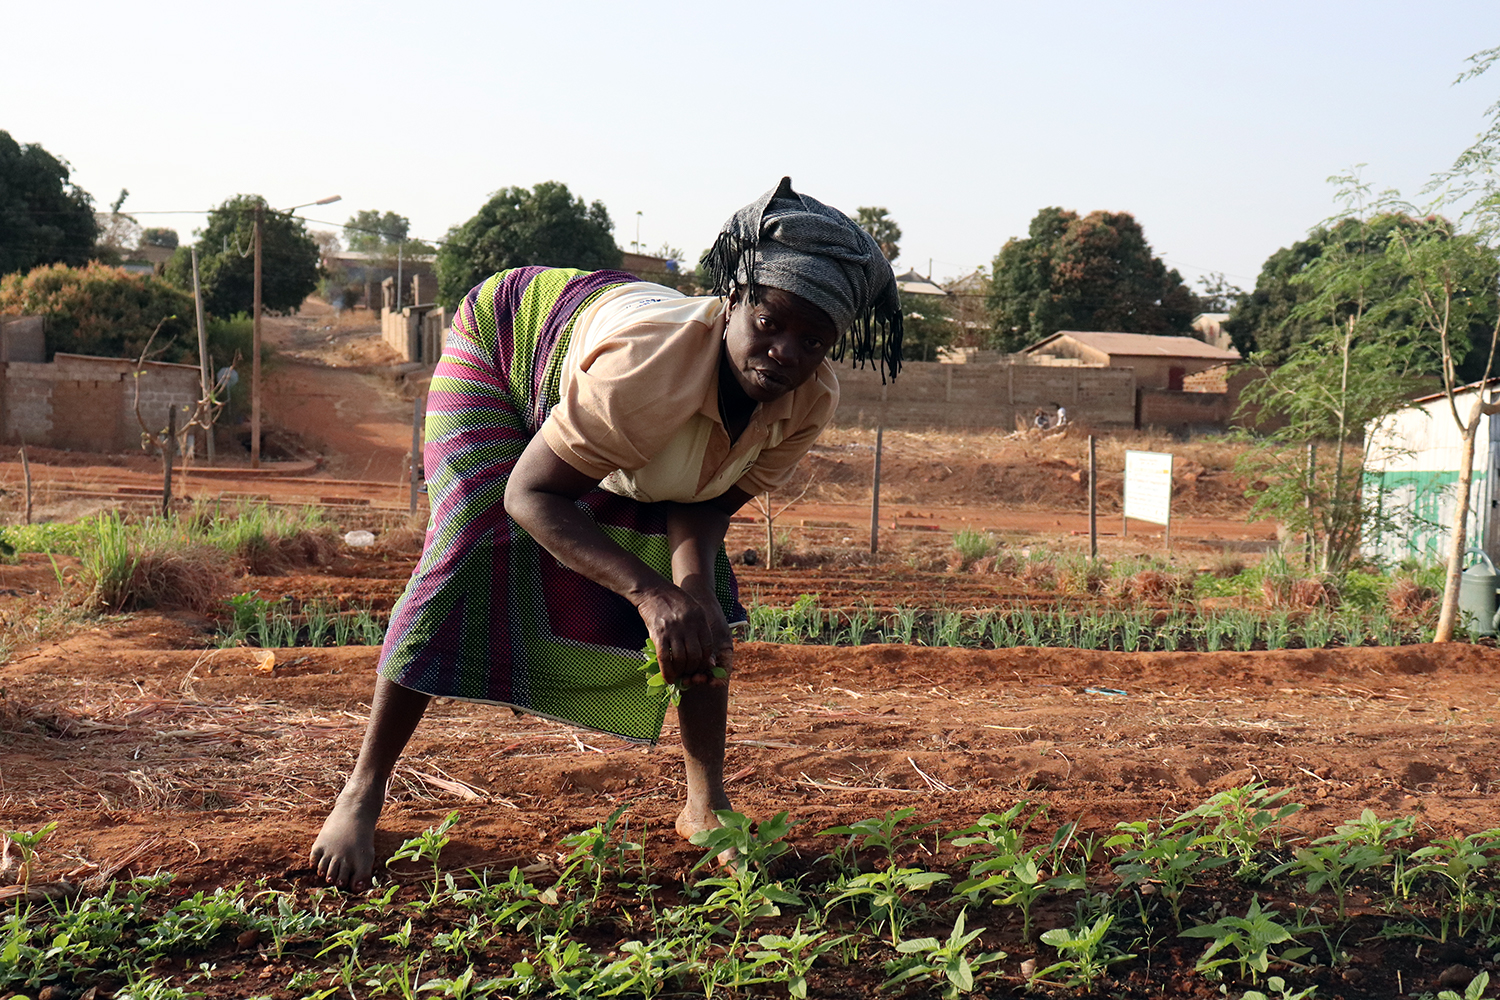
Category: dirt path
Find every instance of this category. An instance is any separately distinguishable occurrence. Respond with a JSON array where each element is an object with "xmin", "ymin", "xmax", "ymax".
[{"xmin": 264, "ymin": 360, "xmax": 414, "ymax": 482}]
